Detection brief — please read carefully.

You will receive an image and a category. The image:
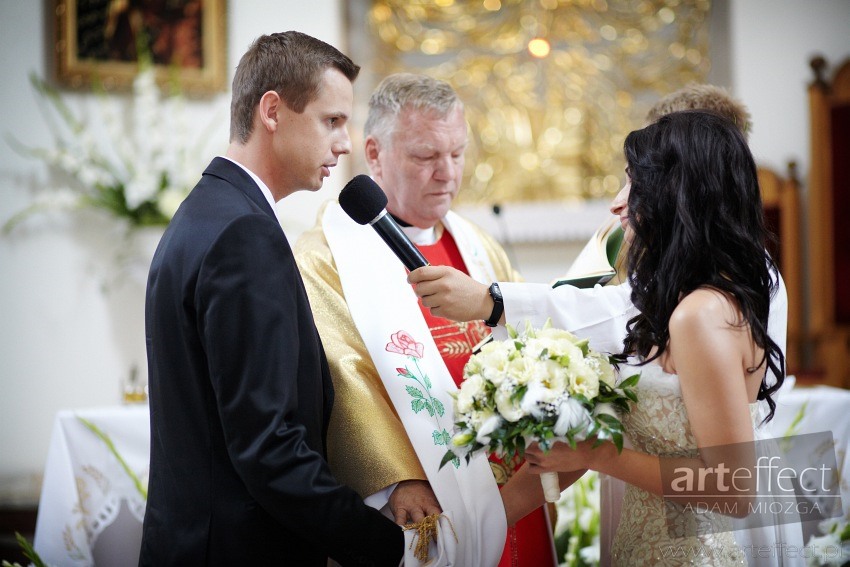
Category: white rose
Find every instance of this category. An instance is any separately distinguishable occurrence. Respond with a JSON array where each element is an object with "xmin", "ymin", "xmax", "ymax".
[
  {"xmin": 495, "ymin": 383, "xmax": 525, "ymax": 422},
  {"xmin": 456, "ymin": 373, "xmax": 484, "ymax": 414},
  {"xmin": 568, "ymin": 359, "xmax": 600, "ymax": 399},
  {"xmin": 506, "ymin": 356, "xmax": 533, "ymax": 385},
  {"xmin": 588, "ymin": 352, "xmax": 617, "ymax": 387},
  {"xmin": 539, "ymin": 358, "xmax": 569, "ymax": 391},
  {"xmin": 477, "ymin": 341, "xmax": 513, "ymax": 386}
]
